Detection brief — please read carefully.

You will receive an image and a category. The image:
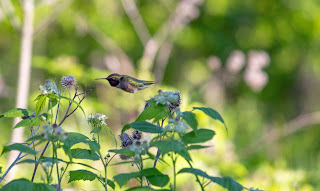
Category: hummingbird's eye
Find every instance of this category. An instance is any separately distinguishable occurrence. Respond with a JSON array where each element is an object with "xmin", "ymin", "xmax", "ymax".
[{"xmin": 112, "ymin": 78, "xmax": 116, "ymax": 80}]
